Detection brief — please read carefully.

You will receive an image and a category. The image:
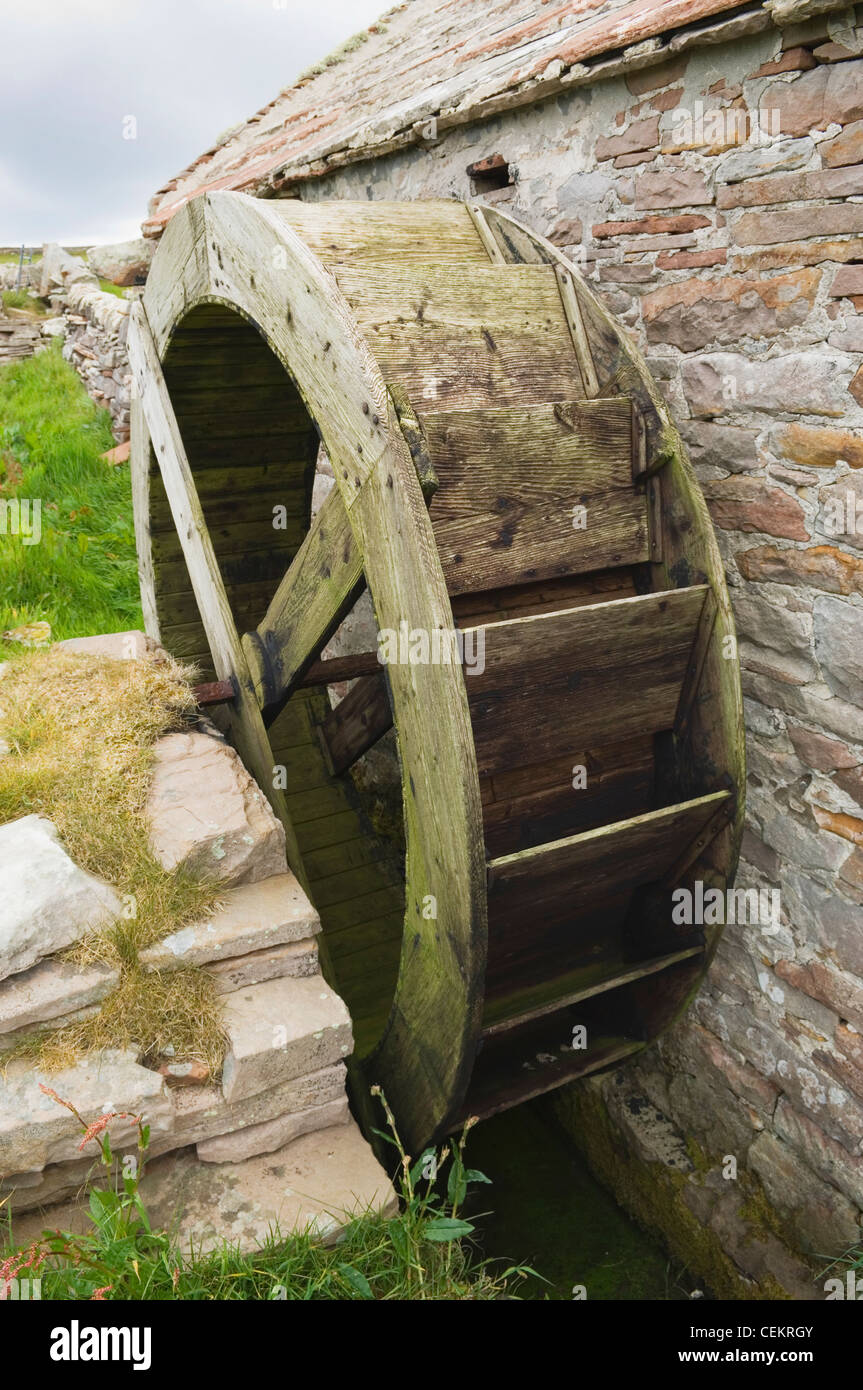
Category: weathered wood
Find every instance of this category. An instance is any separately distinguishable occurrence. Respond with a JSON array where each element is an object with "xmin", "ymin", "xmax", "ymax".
[
  {"xmin": 130, "ymin": 386, "xmax": 160, "ymax": 642},
  {"xmin": 480, "ymin": 735, "xmax": 655, "ymax": 858},
  {"xmin": 481, "ymin": 202, "xmax": 746, "ymax": 964},
  {"xmin": 554, "ymin": 263, "xmax": 600, "ymax": 397},
  {"xmin": 140, "ymin": 194, "xmax": 745, "ymax": 1145},
  {"xmin": 269, "ymin": 198, "xmax": 490, "ymax": 266},
  {"xmin": 481, "ymin": 946, "xmax": 704, "ymax": 1037},
  {"xmin": 127, "ymin": 300, "xmax": 308, "ymax": 894},
  {"xmin": 389, "ymin": 384, "xmax": 439, "ymax": 503},
  {"xmin": 143, "ymin": 192, "xmax": 488, "ymax": 1151},
  {"xmin": 424, "ymin": 398, "xmax": 646, "ymax": 594},
  {"xmin": 464, "ymin": 586, "xmax": 708, "ymax": 778},
  {"xmin": 465, "ymin": 202, "xmax": 507, "ymax": 264},
  {"xmin": 458, "ymin": 1029, "xmax": 644, "ymax": 1124},
  {"xmin": 487, "ymin": 792, "xmax": 732, "ymax": 940},
  {"xmin": 318, "ymin": 674, "xmax": 393, "ymax": 776},
  {"xmin": 243, "ymin": 485, "xmax": 365, "ymax": 709},
  {"xmin": 334, "ymin": 263, "xmax": 583, "ymax": 412}
]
